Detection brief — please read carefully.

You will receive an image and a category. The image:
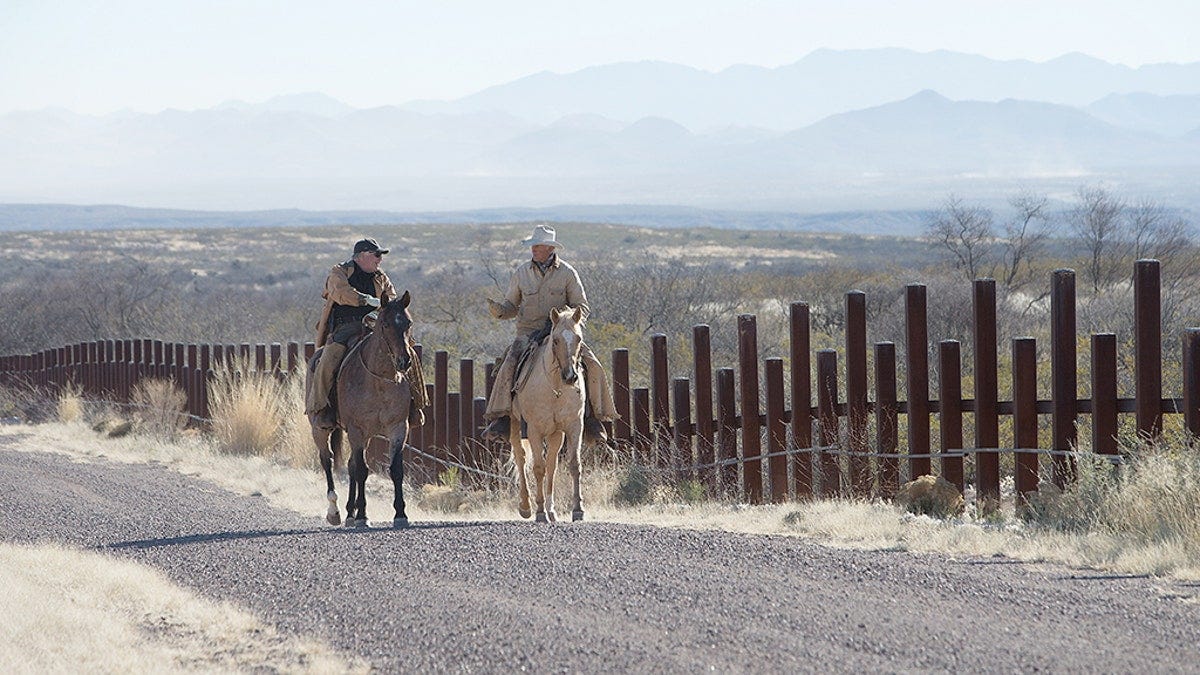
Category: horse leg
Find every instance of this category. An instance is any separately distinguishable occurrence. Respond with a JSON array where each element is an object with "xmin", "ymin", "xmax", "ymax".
[
  {"xmin": 509, "ymin": 418, "xmax": 532, "ymax": 519},
  {"xmin": 543, "ymin": 430, "xmax": 565, "ymax": 523},
  {"xmin": 566, "ymin": 424, "xmax": 585, "ymax": 522},
  {"xmin": 346, "ymin": 429, "xmax": 369, "ymax": 526},
  {"xmin": 528, "ymin": 428, "xmax": 548, "ymax": 523},
  {"xmin": 314, "ymin": 426, "xmax": 342, "ymax": 525},
  {"xmin": 388, "ymin": 423, "xmax": 410, "ymax": 528}
]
